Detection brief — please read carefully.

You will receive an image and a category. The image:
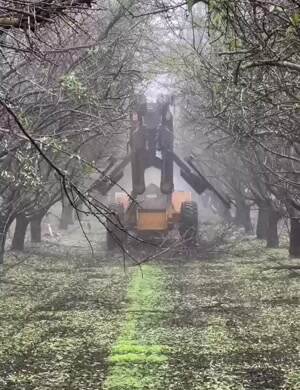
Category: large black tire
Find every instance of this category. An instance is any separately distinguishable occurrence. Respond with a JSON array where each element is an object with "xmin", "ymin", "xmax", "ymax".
[
  {"xmin": 106, "ymin": 203, "xmax": 126, "ymax": 250},
  {"xmin": 179, "ymin": 201, "xmax": 198, "ymax": 242}
]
